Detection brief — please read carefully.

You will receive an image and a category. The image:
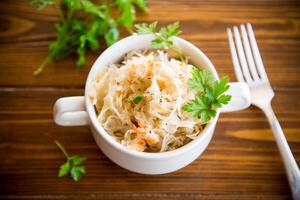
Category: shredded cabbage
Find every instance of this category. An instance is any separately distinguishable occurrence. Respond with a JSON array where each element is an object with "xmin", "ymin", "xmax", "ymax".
[{"xmin": 91, "ymin": 50, "xmax": 205, "ymax": 152}]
